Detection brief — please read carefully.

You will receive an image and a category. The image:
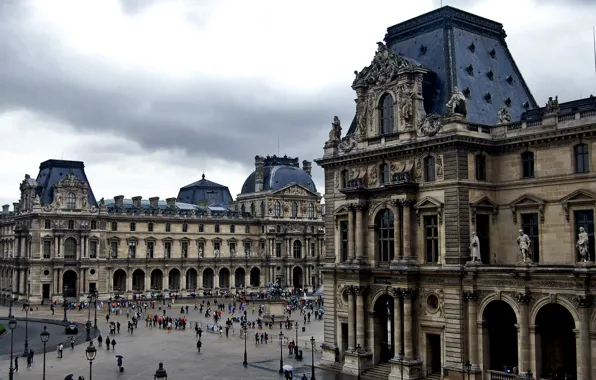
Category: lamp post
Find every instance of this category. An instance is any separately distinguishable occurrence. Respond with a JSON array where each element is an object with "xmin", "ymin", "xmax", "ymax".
[
  {"xmin": 464, "ymin": 360, "xmax": 471, "ymax": 380},
  {"xmin": 8, "ymin": 318, "xmax": 17, "ymax": 380},
  {"xmin": 526, "ymin": 370, "xmax": 533, "ymax": 380},
  {"xmin": 310, "ymin": 336, "xmax": 316, "ymax": 380},
  {"xmin": 86, "ymin": 294, "xmax": 92, "ymax": 341},
  {"xmin": 279, "ymin": 331, "xmax": 284, "ymax": 374},
  {"xmin": 243, "ymin": 324, "xmax": 248, "ymax": 367},
  {"xmin": 154, "ymin": 362, "xmax": 167, "ymax": 380},
  {"xmin": 40, "ymin": 326, "xmax": 50, "ymax": 380},
  {"xmin": 356, "ymin": 343, "xmax": 361, "ymax": 380},
  {"xmin": 398, "ymin": 351, "xmax": 404, "ymax": 380},
  {"xmin": 8, "ymin": 278, "xmax": 13, "ymax": 318},
  {"xmin": 85, "ymin": 341, "xmax": 97, "ymax": 380},
  {"xmin": 62, "ymin": 285, "xmax": 68, "ymax": 322},
  {"xmin": 294, "ymin": 321, "xmax": 299, "ymax": 359},
  {"xmin": 93, "ymin": 289, "xmax": 98, "ymax": 329},
  {"xmin": 22, "ymin": 302, "xmax": 30, "ymax": 357}
]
